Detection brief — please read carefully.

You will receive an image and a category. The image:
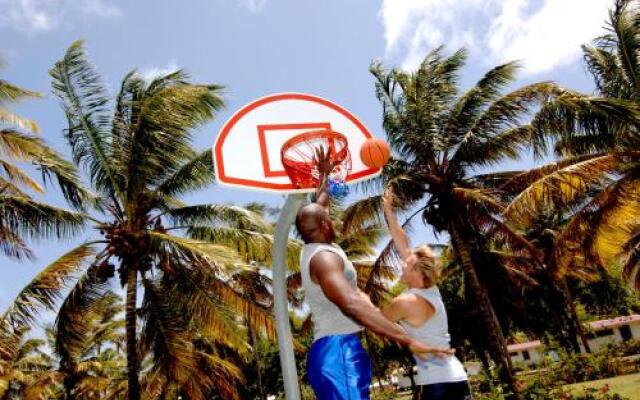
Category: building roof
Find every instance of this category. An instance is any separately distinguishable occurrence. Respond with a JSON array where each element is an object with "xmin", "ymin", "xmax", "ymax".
[
  {"xmin": 589, "ymin": 315, "xmax": 640, "ymax": 330},
  {"xmin": 507, "ymin": 340, "xmax": 542, "ymax": 352}
]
